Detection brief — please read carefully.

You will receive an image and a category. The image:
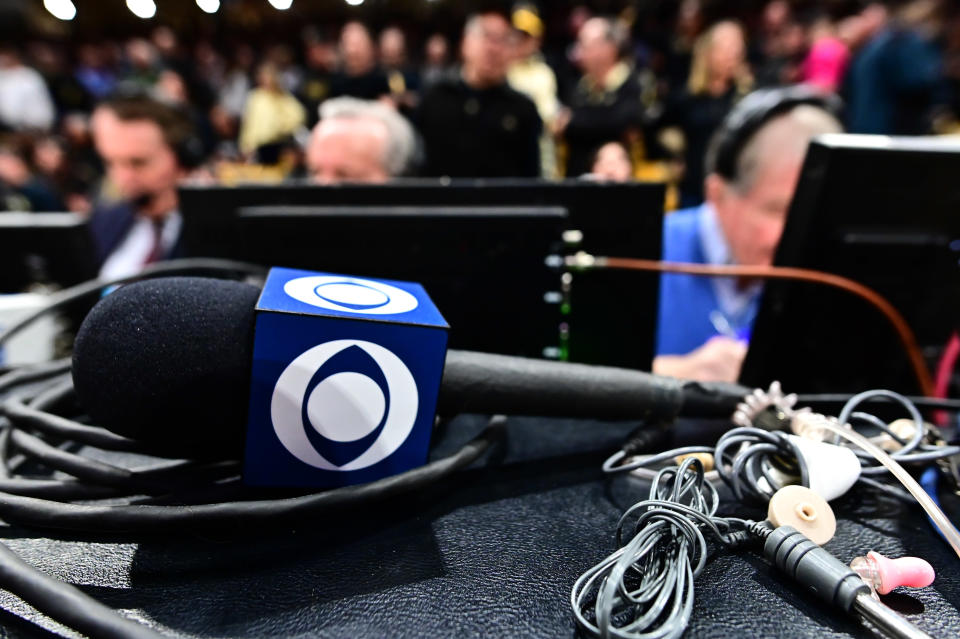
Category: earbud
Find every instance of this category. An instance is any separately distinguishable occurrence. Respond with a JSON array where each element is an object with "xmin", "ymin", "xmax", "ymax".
[
  {"xmin": 674, "ymin": 452, "xmax": 714, "ymax": 472},
  {"xmin": 871, "ymin": 418, "xmax": 922, "ymax": 452},
  {"xmin": 787, "ymin": 434, "xmax": 861, "ymax": 501},
  {"xmin": 850, "ymin": 551, "xmax": 935, "ymax": 597},
  {"xmin": 767, "ymin": 485, "xmax": 836, "ymax": 545}
]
